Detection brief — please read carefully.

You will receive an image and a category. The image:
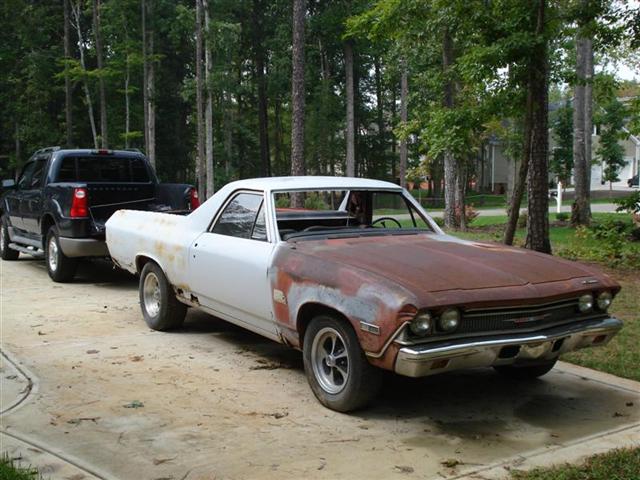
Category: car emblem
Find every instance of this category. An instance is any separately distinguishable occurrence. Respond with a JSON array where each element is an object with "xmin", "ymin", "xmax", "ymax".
[{"xmin": 505, "ymin": 313, "xmax": 551, "ymax": 325}]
